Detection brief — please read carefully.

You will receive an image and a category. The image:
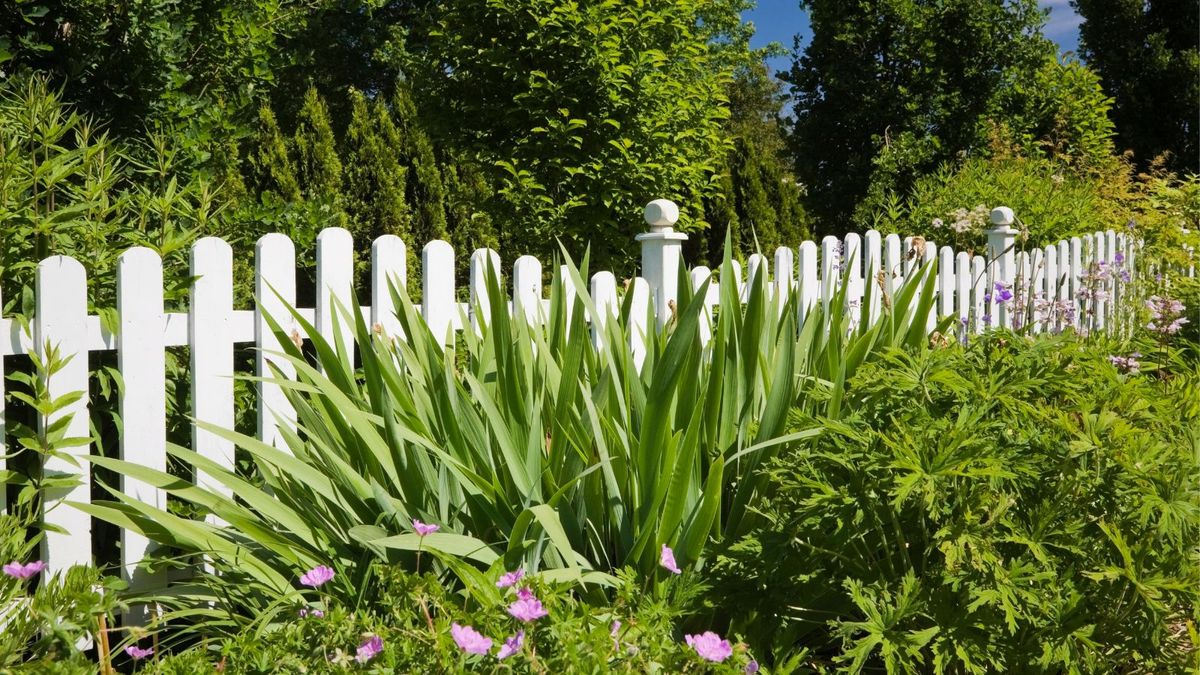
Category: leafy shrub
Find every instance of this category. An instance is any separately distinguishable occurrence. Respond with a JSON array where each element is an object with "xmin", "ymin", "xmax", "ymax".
[
  {"xmin": 714, "ymin": 334, "xmax": 1200, "ymax": 672},
  {"xmin": 863, "ymin": 147, "xmax": 1131, "ymax": 253},
  {"xmin": 142, "ymin": 565, "xmax": 762, "ymax": 673}
]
